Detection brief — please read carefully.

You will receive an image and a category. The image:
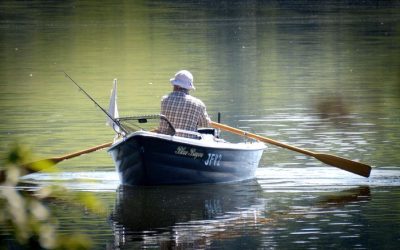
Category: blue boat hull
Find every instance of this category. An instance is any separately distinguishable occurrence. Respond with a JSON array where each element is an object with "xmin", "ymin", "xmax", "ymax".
[{"xmin": 108, "ymin": 132, "xmax": 266, "ymax": 186}]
